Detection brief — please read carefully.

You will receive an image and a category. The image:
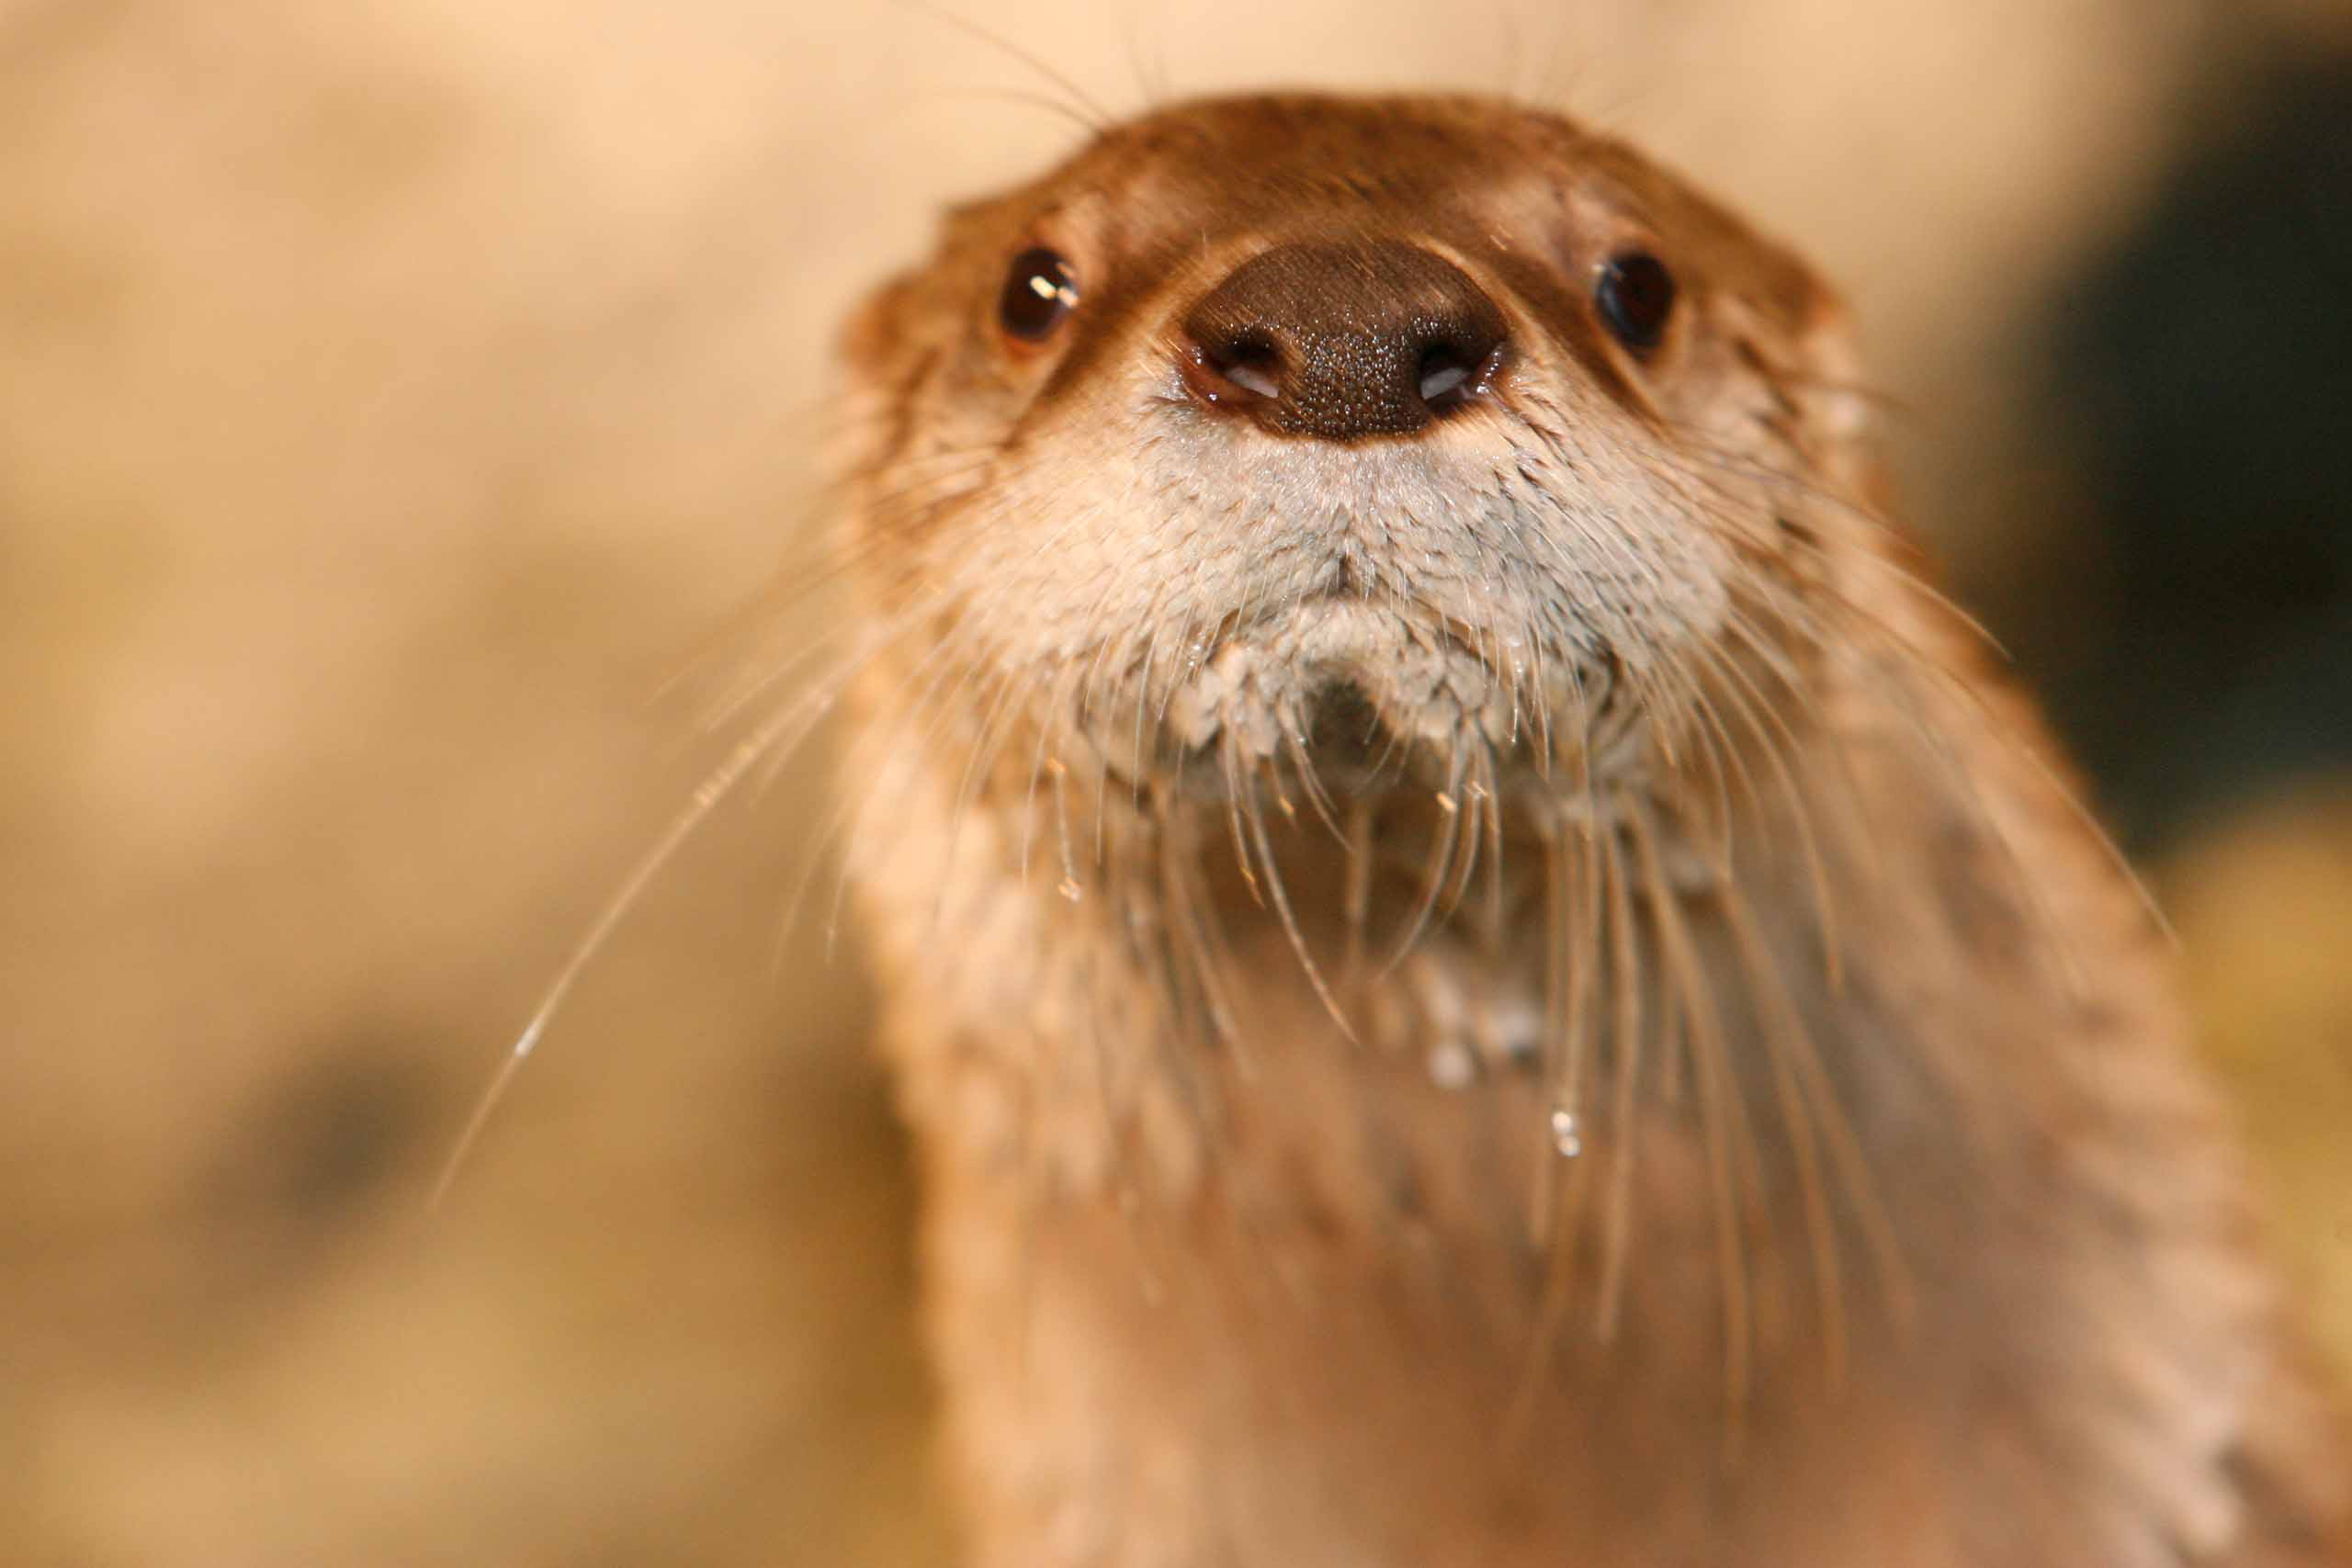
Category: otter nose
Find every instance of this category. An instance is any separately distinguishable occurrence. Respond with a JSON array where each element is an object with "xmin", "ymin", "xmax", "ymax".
[{"xmin": 1180, "ymin": 240, "xmax": 1509, "ymax": 440}]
